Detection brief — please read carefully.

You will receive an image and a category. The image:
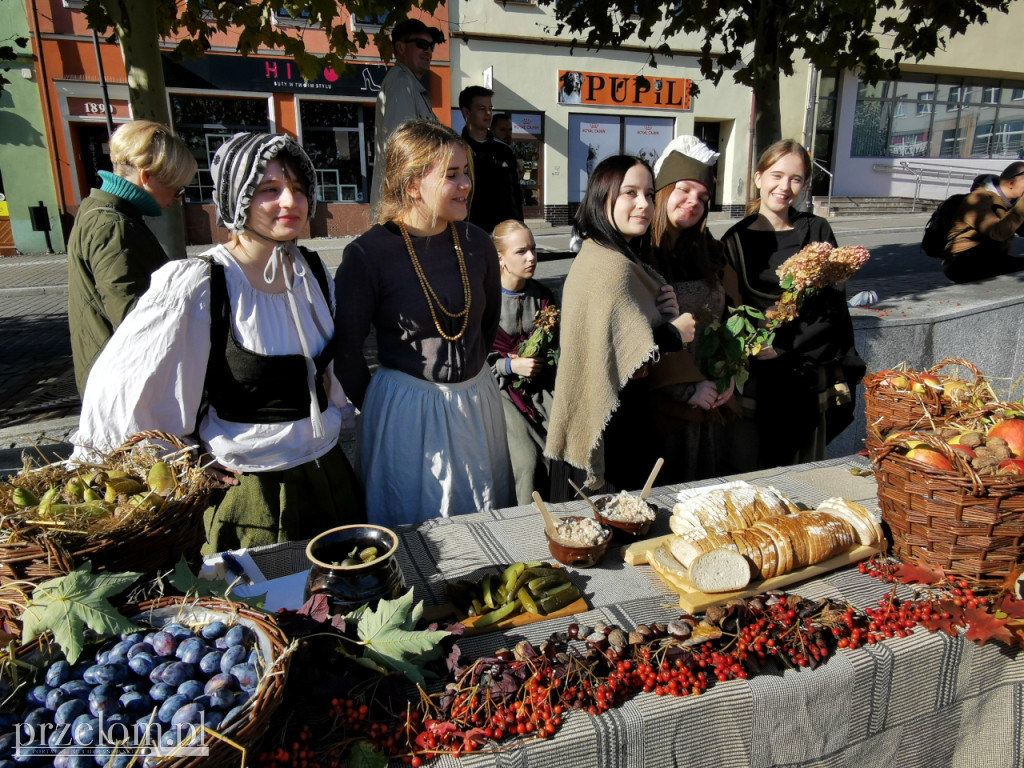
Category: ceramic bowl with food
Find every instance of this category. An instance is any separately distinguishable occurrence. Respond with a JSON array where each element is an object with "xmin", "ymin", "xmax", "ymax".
[
  {"xmin": 304, "ymin": 524, "xmax": 405, "ymax": 614},
  {"xmin": 594, "ymin": 491, "xmax": 657, "ymax": 538},
  {"xmin": 545, "ymin": 515, "xmax": 611, "ymax": 568}
]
